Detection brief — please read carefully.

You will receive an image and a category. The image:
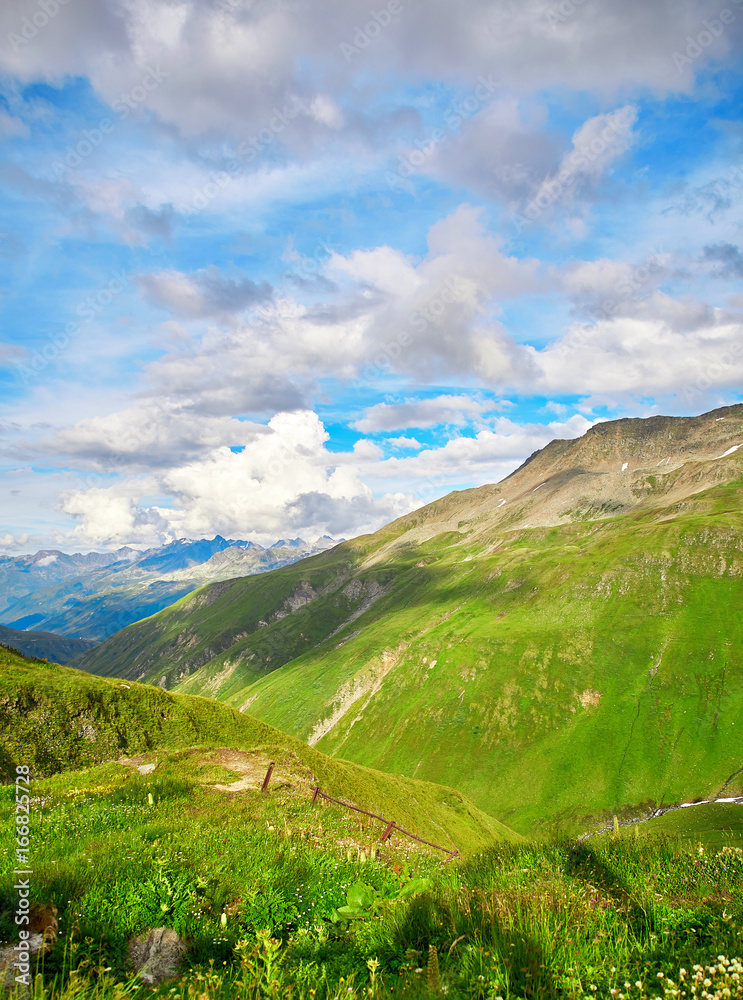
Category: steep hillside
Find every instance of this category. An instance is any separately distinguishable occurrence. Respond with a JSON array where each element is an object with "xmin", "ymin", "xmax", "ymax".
[
  {"xmin": 0, "ymin": 646, "xmax": 516, "ymax": 852},
  {"xmin": 75, "ymin": 405, "xmax": 743, "ymax": 834},
  {"xmin": 0, "ymin": 624, "xmax": 96, "ymax": 663}
]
